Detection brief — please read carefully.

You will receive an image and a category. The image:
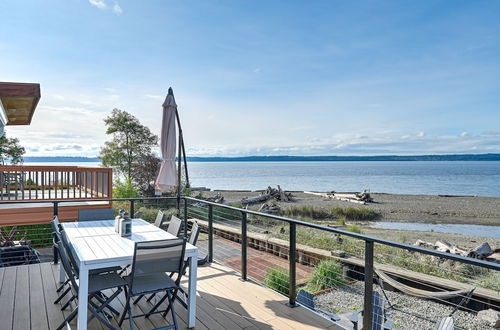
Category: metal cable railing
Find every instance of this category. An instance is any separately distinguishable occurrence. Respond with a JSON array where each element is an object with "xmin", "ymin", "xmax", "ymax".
[{"xmin": 0, "ymin": 196, "xmax": 498, "ymax": 329}]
